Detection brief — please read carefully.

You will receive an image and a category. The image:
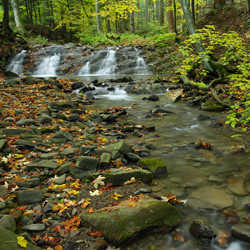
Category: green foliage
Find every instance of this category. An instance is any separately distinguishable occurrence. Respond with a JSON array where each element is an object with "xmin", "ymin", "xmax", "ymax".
[
  {"xmin": 34, "ymin": 35, "xmax": 49, "ymax": 44},
  {"xmin": 78, "ymin": 33, "xmax": 114, "ymax": 45},
  {"xmin": 178, "ymin": 25, "xmax": 250, "ymax": 130}
]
